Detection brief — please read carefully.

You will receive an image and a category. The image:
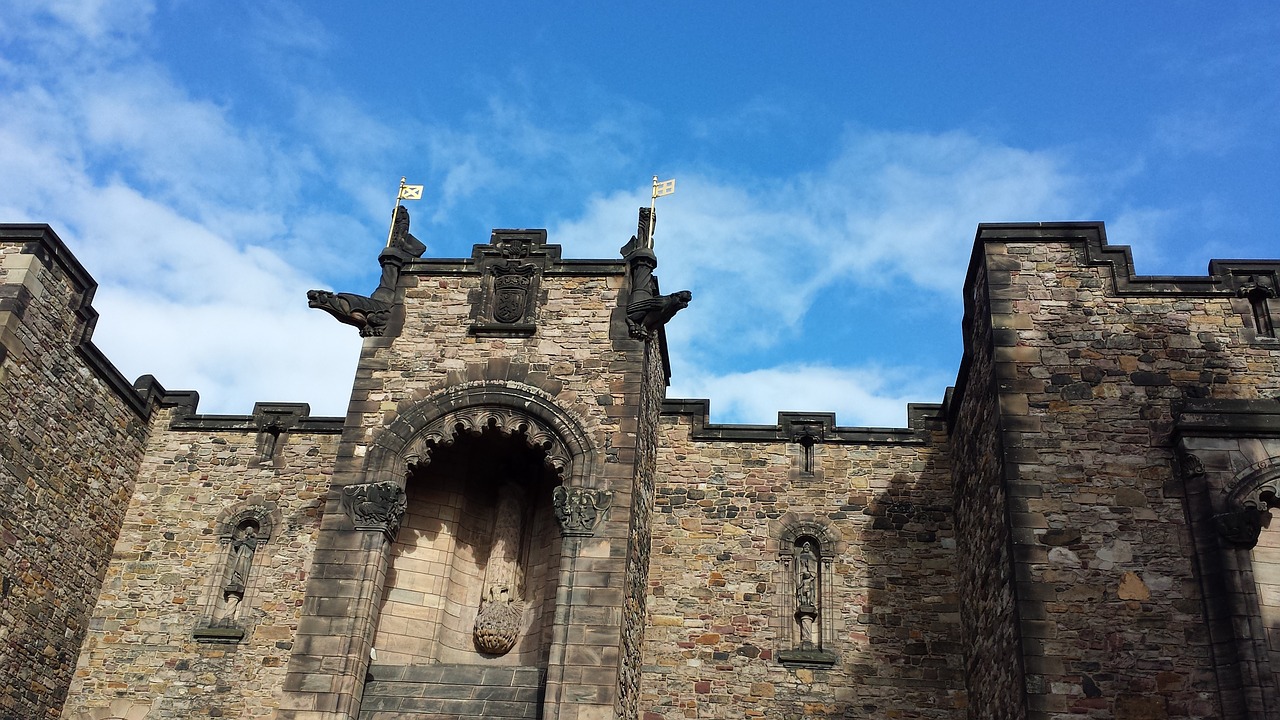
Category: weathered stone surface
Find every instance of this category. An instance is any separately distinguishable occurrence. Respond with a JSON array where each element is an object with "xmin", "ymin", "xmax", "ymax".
[
  {"xmin": 58, "ymin": 407, "xmax": 339, "ymax": 719},
  {"xmin": 4, "ymin": 220, "xmax": 1279, "ymax": 720},
  {"xmin": 0, "ymin": 232, "xmax": 149, "ymax": 720}
]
